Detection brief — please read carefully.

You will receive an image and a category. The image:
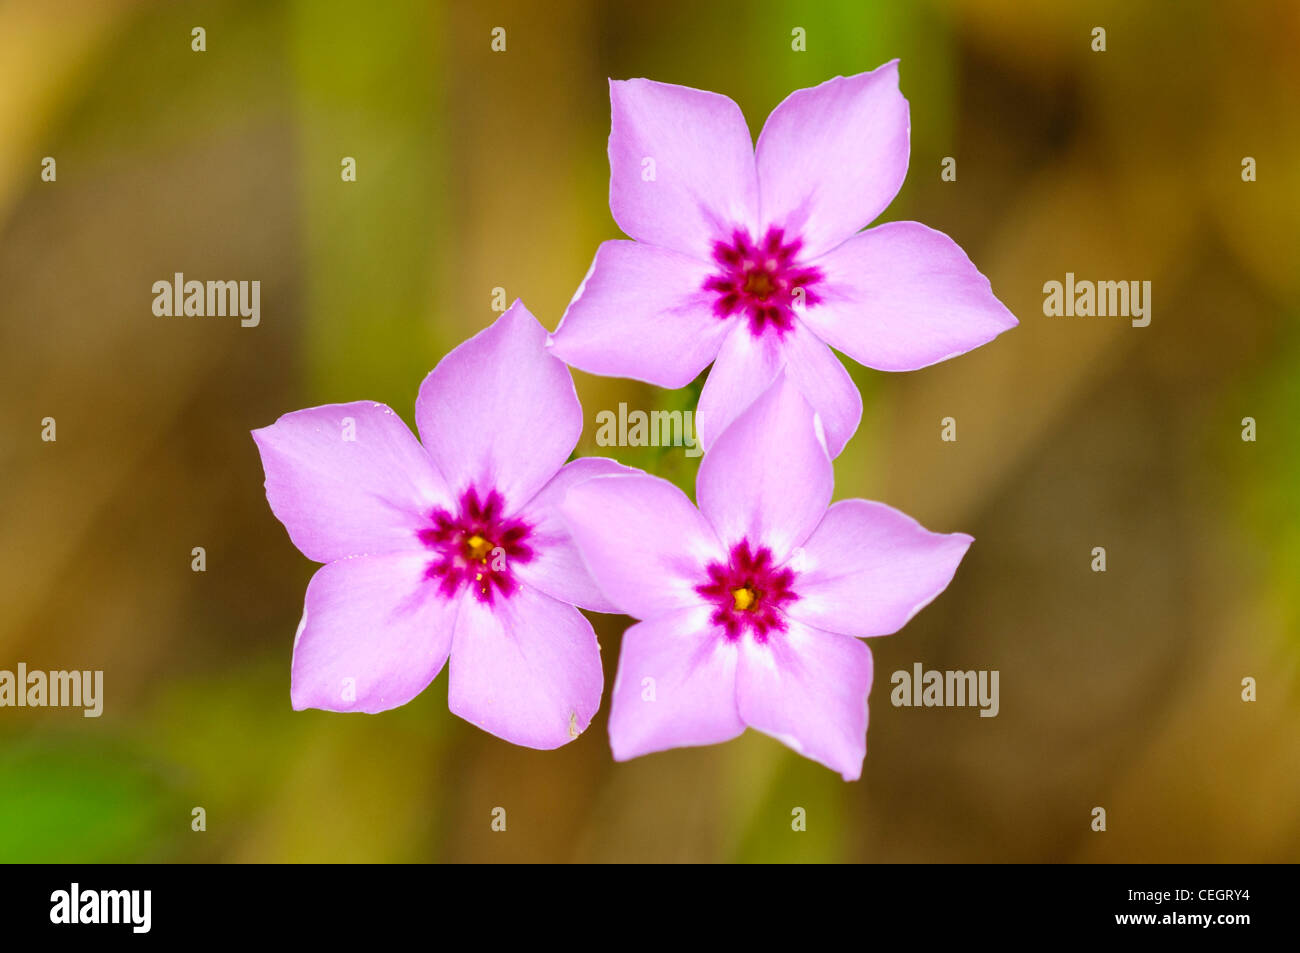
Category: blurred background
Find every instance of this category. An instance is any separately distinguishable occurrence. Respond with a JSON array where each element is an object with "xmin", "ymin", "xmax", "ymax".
[{"xmin": 1, "ymin": 0, "xmax": 1297, "ymax": 862}]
